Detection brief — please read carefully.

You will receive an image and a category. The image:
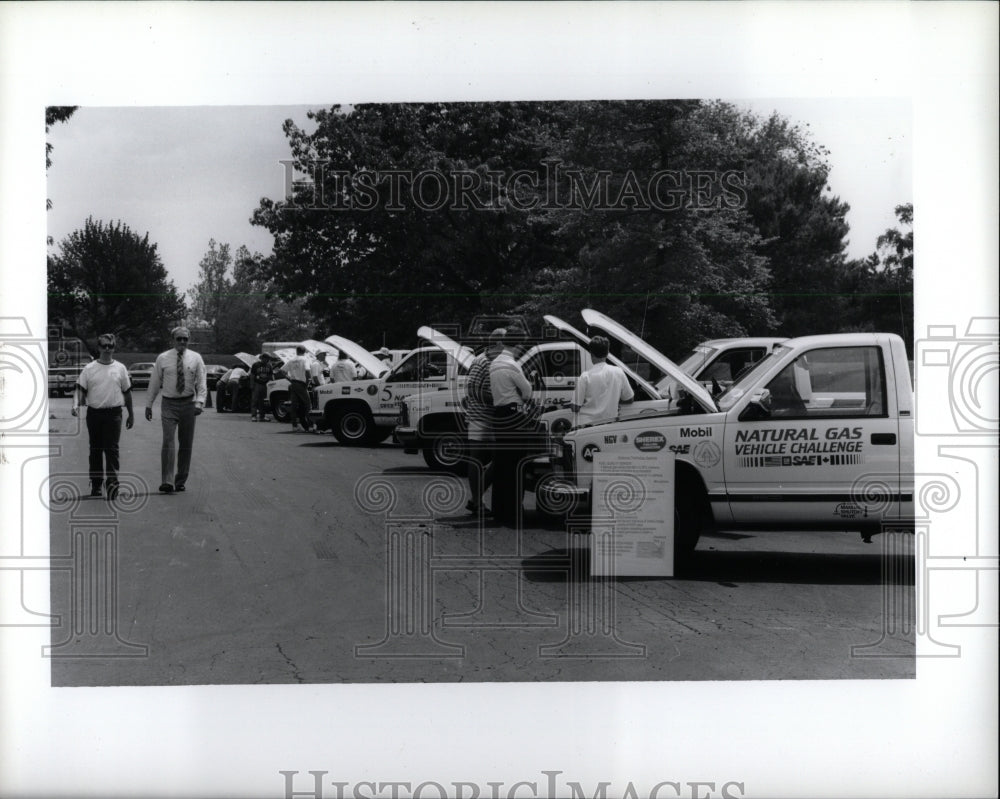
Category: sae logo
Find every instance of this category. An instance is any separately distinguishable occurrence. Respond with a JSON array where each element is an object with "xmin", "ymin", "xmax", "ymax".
[{"xmin": 634, "ymin": 431, "xmax": 667, "ymax": 452}]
